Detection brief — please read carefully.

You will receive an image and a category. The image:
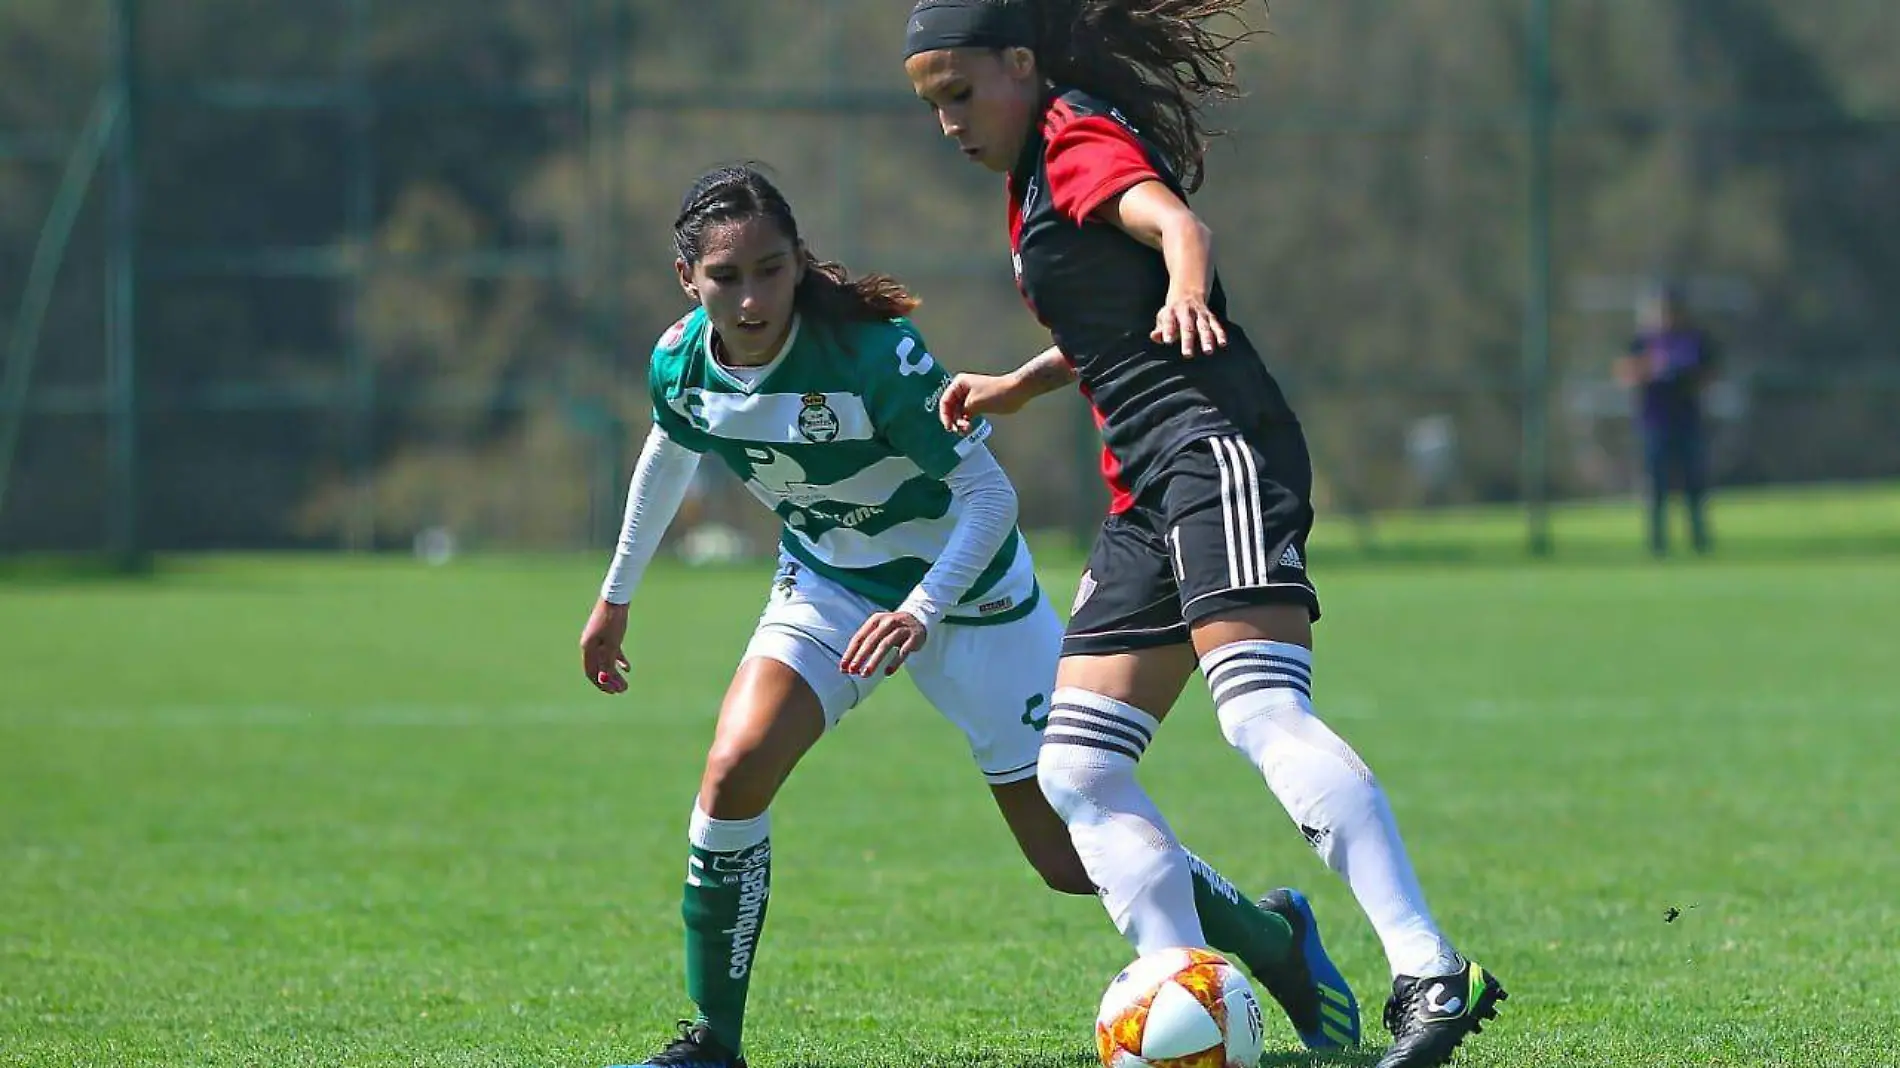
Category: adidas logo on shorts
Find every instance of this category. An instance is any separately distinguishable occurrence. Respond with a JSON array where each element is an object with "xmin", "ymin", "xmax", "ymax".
[{"xmin": 1277, "ymin": 544, "xmax": 1304, "ymax": 571}]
